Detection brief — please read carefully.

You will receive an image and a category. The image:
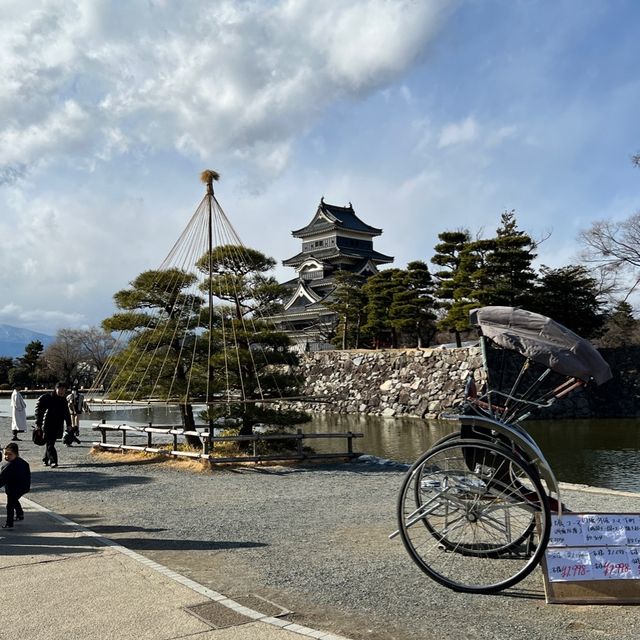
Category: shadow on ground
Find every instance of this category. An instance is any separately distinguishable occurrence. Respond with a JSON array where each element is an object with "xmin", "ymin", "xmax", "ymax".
[
  {"xmin": 105, "ymin": 537, "xmax": 268, "ymax": 551},
  {"xmin": 0, "ymin": 532, "xmax": 103, "ymax": 557},
  {"xmin": 30, "ymin": 469, "xmax": 153, "ymax": 493}
]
